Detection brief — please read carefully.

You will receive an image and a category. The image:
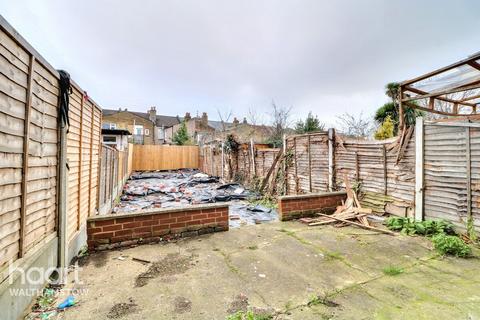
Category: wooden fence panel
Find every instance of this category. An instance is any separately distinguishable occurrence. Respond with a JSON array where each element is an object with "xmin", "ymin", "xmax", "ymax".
[
  {"xmin": 423, "ymin": 124, "xmax": 477, "ymax": 231},
  {"xmin": 132, "ymin": 145, "xmax": 199, "ymax": 171},
  {"xmin": 97, "ymin": 145, "xmax": 130, "ymax": 215},
  {"xmin": 0, "ymin": 26, "xmax": 29, "ymax": 267}
]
